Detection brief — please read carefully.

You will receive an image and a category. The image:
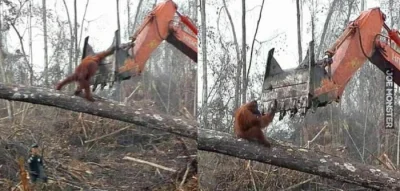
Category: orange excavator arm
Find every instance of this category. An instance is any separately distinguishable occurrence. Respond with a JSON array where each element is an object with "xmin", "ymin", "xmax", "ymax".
[
  {"xmin": 261, "ymin": 7, "xmax": 400, "ymax": 119},
  {"xmin": 83, "ymin": 0, "xmax": 197, "ymax": 90},
  {"xmin": 118, "ymin": 0, "xmax": 197, "ymax": 79},
  {"xmin": 388, "ymin": 29, "xmax": 400, "ymax": 46}
]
